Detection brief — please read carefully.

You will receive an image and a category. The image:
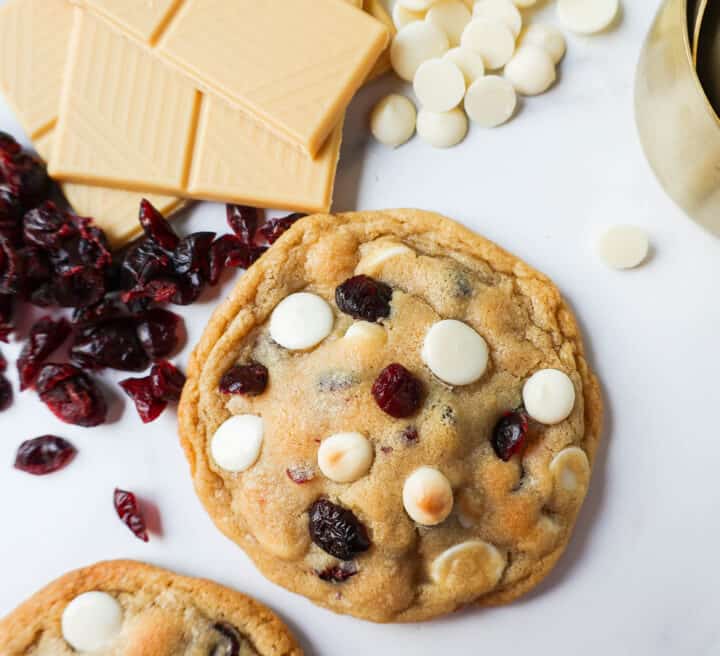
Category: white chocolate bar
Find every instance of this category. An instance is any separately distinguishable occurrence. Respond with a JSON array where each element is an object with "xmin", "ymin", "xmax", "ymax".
[
  {"xmin": 49, "ymin": 10, "xmax": 342, "ymax": 215},
  {"xmin": 74, "ymin": 0, "xmax": 390, "ymax": 156},
  {"xmin": 0, "ymin": 0, "xmax": 182, "ymax": 247}
]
